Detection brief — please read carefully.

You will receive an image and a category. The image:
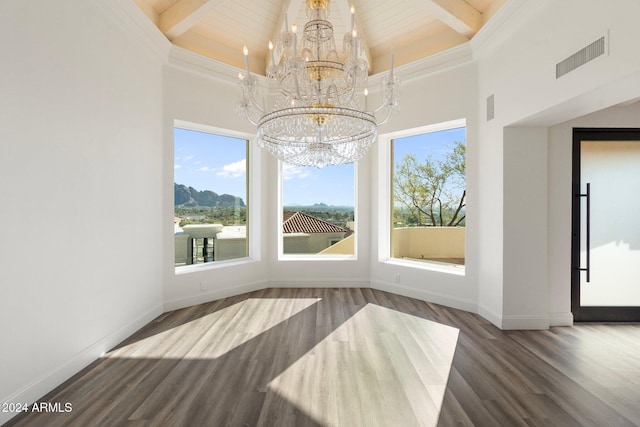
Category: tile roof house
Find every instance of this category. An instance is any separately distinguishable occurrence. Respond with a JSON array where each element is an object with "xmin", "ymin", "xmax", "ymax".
[
  {"xmin": 283, "ymin": 211, "xmax": 349, "ymax": 234},
  {"xmin": 283, "ymin": 211, "xmax": 351, "ymax": 254}
]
